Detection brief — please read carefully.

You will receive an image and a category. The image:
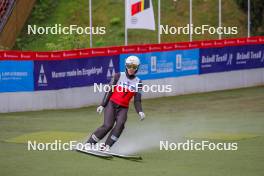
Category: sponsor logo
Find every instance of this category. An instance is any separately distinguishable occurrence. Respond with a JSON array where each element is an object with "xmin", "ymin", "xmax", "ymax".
[
  {"xmin": 227, "ymin": 54, "xmax": 233, "ymax": 65},
  {"xmin": 38, "ymin": 65, "xmax": 48, "ymax": 87},
  {"xmin": 107, "ymin": 59, "xmax": 116, "ymax": 80},
  {"xmin": 176, "ymin": 54, "xmax": 182, "ymax": 70},
  {"xmin": 151, "ymin": 56, "xmax": 157, "ymax": 72}
]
